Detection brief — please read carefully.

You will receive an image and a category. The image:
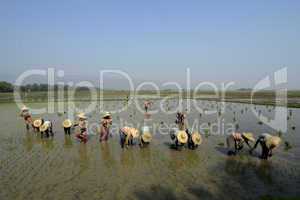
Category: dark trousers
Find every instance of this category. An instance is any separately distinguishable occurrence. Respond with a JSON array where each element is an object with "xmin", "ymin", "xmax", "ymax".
[
  {"xmin": 119, "ymin": 130, "xmax": 133, "ymax": 148},
  {"xmin": 187, "ymin": 137, "xmax": 198, "ymax": 150},
  {"xmin": 252, "ymin": 136, "xmax": 271, "ymax": 159},
  {"xmin": 64, "ymin": 127, "xmax": 71, "ymax": 135},
  {"xmin": 41, "ymin": 126, "xmax": 53, "ymax": 138}
]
